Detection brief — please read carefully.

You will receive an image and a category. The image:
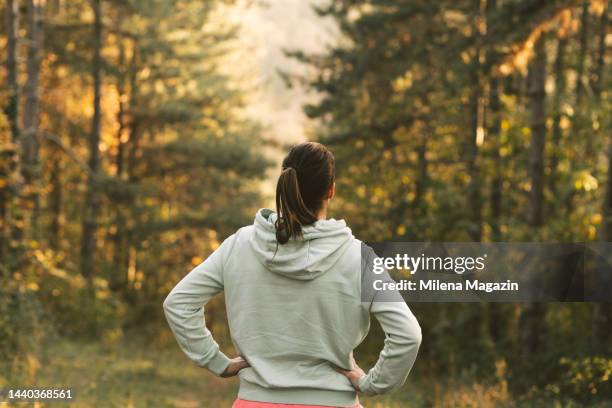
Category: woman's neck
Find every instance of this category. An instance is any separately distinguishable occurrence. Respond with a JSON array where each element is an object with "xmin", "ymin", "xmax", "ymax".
[{"xmin": 317, "ymin": 203, "xmax": 328, "ymax": 220}]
